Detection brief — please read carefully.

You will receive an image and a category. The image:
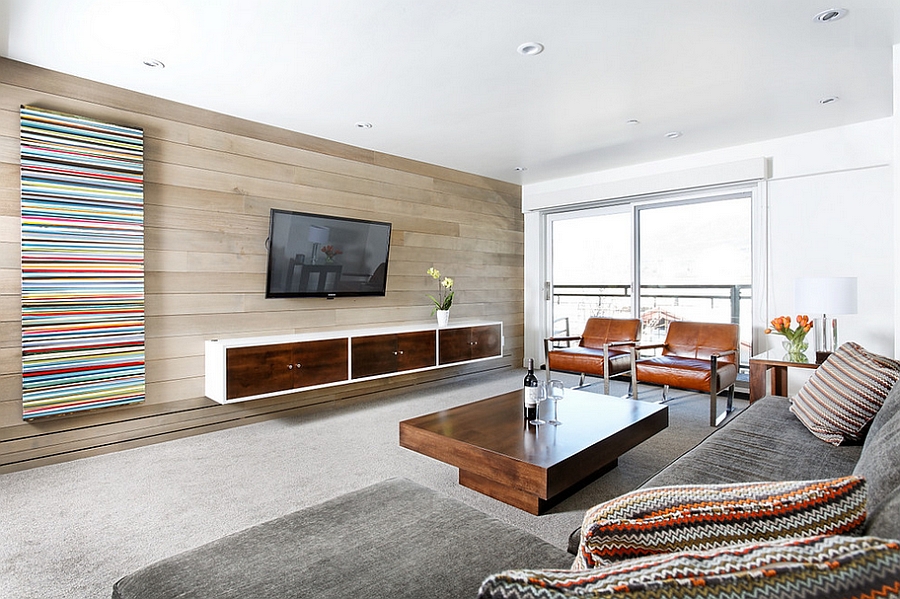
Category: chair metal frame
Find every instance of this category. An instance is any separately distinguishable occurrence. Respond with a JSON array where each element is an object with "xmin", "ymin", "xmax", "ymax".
[{"xmin": 631, "ymin": 344, "xmax": 737, "ymax": 427}]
